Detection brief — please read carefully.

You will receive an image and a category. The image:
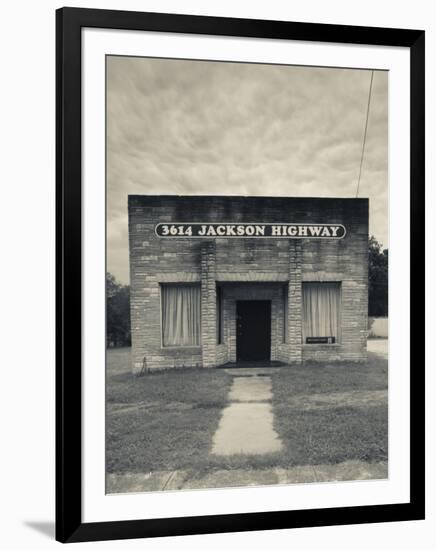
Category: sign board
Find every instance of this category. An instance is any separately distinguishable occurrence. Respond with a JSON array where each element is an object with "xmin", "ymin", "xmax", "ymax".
[
  {"xmin": 155, "ymin": 223, "xmax": 346, "ymax": 239},
  {"xmin": 306, "ymin": 337, "xmax": 336, "ymax": 344}
]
